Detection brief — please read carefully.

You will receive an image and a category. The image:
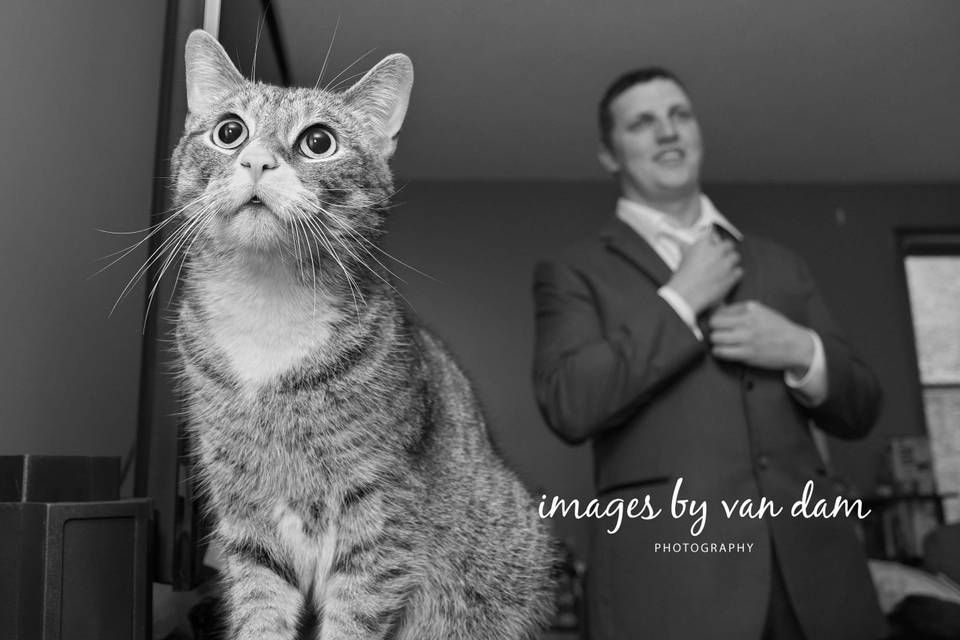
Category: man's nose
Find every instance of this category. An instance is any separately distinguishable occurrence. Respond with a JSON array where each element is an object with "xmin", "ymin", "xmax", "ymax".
[
  {"xmin": 656, "ymin": 119, "xmax": 679, "ymax": 141},
  {"xmin": 238, "ymin": 143, "xmax": 279, "ymax": 182}
]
